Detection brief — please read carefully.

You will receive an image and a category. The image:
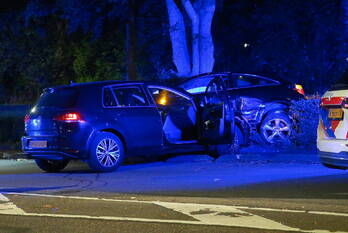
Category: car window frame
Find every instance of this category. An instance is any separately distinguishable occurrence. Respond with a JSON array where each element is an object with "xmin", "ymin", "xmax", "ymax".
[
  {"xmin": 225, "ymin": 74, "xmax": 280, "ymax": 90},
  {"xmin": 146, "ymin": 85, "xmax": 197, "ymax": 111},
  {"xmin": 102, "ymin": 84, "xmax": 152, "ymax": 108},
  {"xmin": 180, "ymin": 74, "xmax": 224, "ymax": 94}
]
